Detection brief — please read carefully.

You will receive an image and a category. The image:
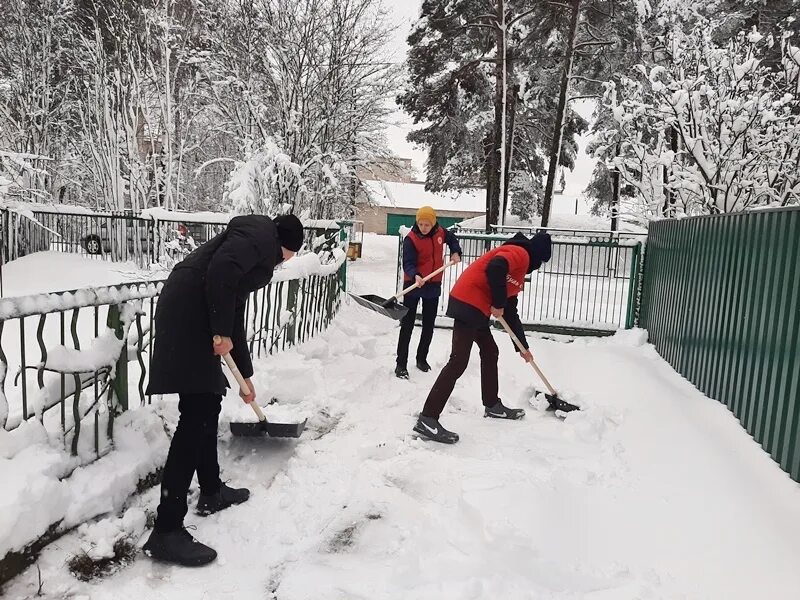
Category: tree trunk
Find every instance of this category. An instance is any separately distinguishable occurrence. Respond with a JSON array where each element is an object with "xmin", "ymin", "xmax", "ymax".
[
  {"xmin": 502, "ymin": 84, "xmax": 517, "ymax": 220},
  {"xmin": 497, "ymin": 0, "xmax": 508, "ymax": 226},
  {"xmin": 486, "ymin": 0, "xmax": 505, "ymax": 233},
  {"xmin": 662, "ymin": 126, "xmax": 678, "ymax": 217},
  {"xmin": 484, "ymin": 133, "xmax": 497, "ymax": 233},
  {"xmin": 541, "ymin": 0, "xmax": 581, "ymax": 227},
  {"xmin": 611, "ymin": 144, "xmax": 620, "ymax": 231}
]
